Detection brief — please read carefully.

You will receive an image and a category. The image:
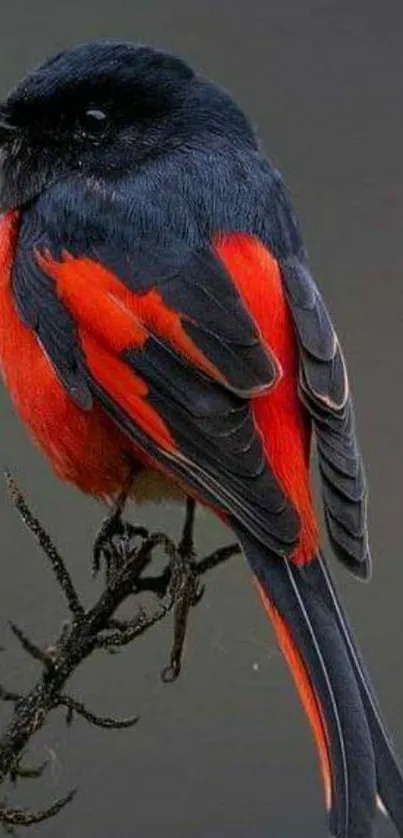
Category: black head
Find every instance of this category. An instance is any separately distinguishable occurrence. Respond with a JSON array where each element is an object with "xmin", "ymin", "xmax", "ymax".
[{"xmin": 0, "ymin": 40, "xmax": 256, "ymax": 210}]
